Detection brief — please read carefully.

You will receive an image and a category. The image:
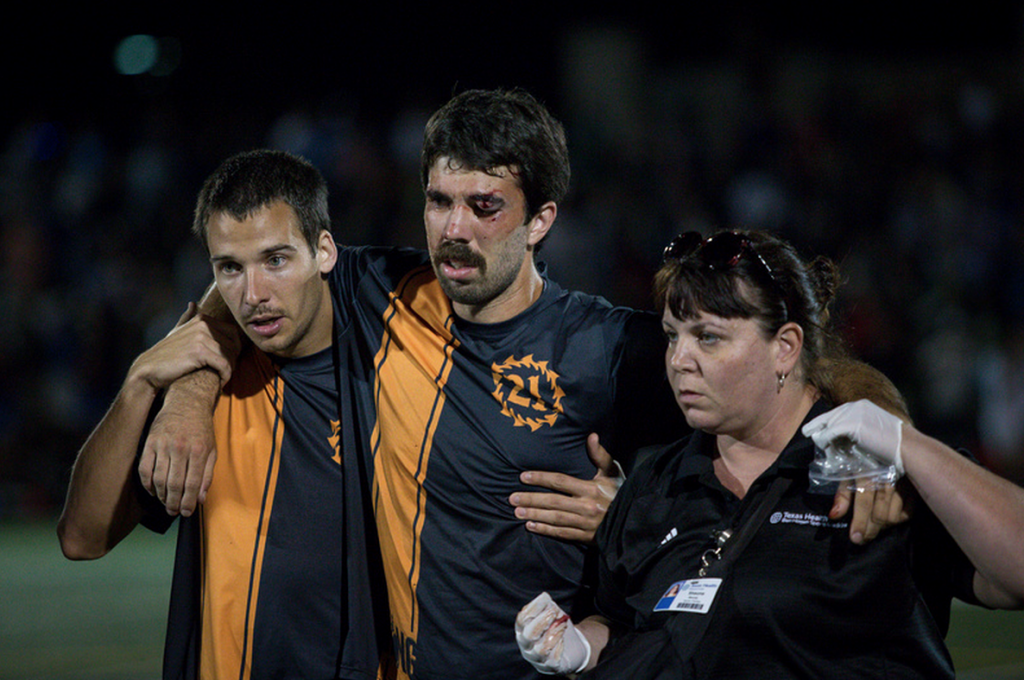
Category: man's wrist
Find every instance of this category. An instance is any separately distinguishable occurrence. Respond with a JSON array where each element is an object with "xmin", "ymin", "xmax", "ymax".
[{"xmin": 164, "ymin": 367, "xmax": 222, "ymax": 412}]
